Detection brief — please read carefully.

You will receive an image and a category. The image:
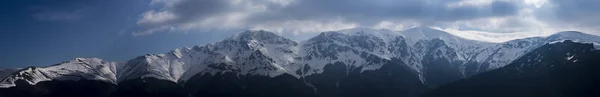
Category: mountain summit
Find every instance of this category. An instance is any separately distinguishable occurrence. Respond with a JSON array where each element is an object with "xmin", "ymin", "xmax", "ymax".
[{"xmin": 1, "ymin": 27, "xmax": 600, "ymax": 97}]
